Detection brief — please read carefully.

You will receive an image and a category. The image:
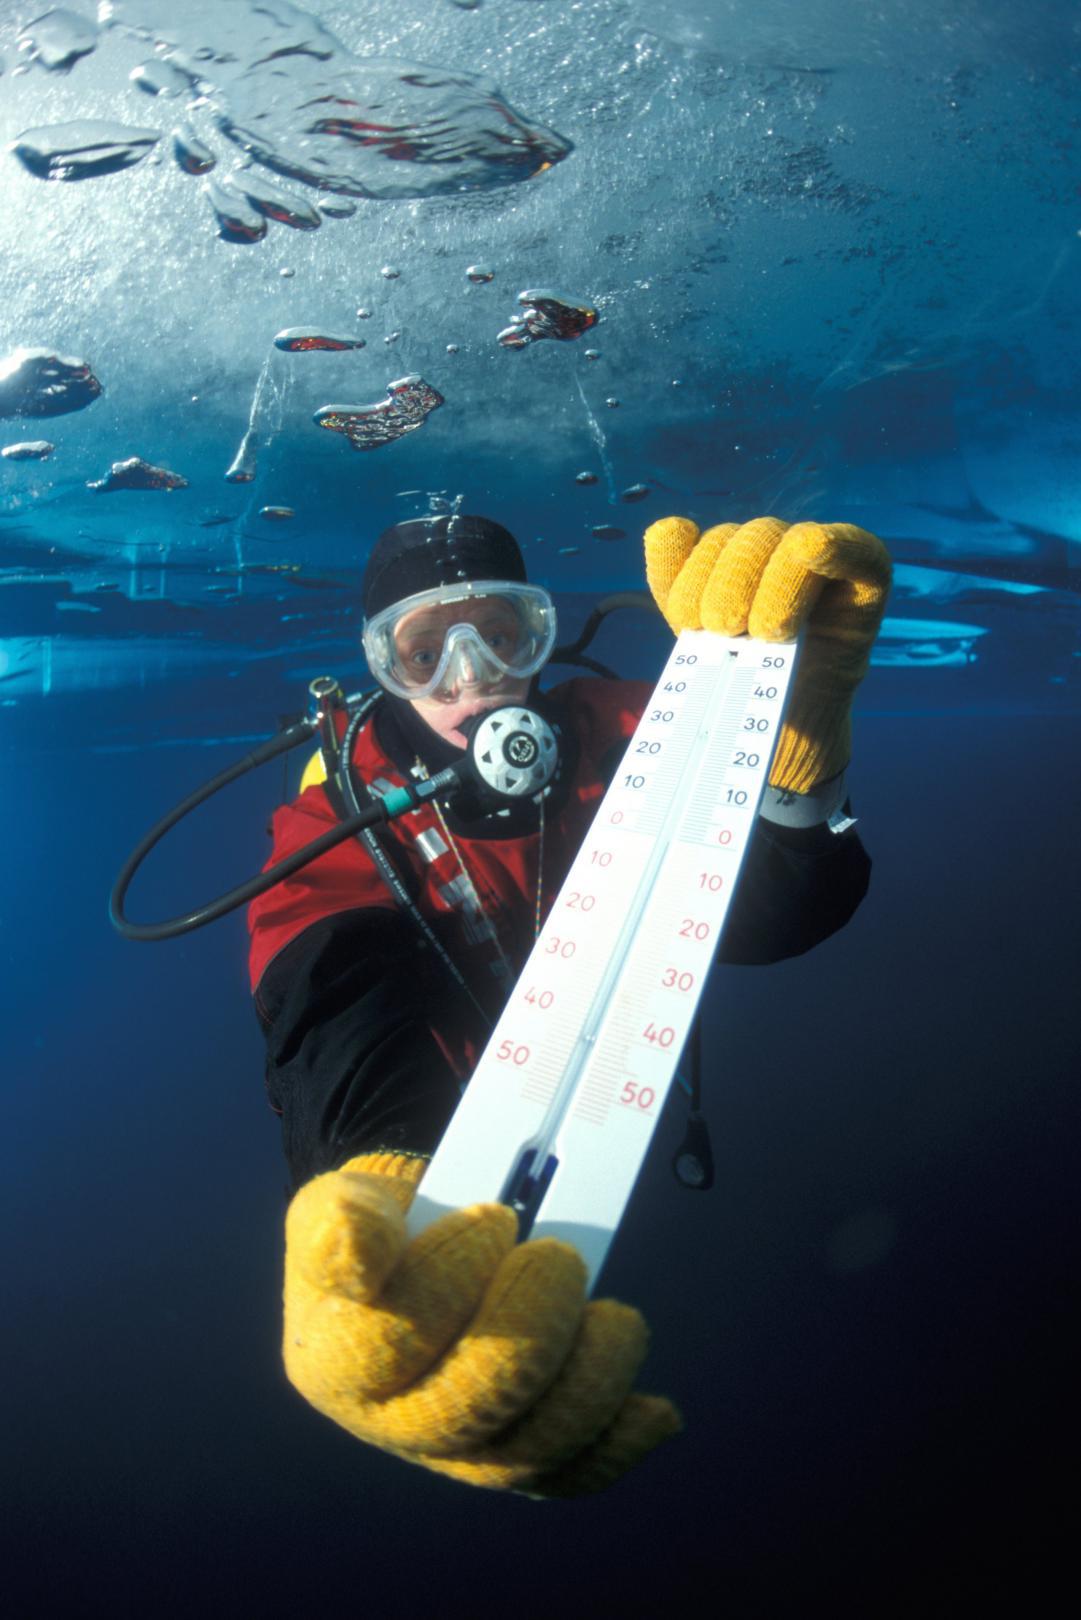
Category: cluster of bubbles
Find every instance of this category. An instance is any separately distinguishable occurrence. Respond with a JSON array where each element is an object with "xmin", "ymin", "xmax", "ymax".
[
  {"xmin": 394, "ymin": 489, "xmax": 464, "ymax": 519},
  {"xmin": 4, "ymin": 19, "xmax": 619, "ymax": 534},
  {"xmin": 0, "ymin": 351, "xmax": 199, "ymax": 495},
  {"xmin": 1, "ymin": 324, "xmax": 637, "ymax": 541},
  {"xmin": 2, "ymin": 292, "xmax": 630, "ymax": 539},
  {"xmin": 7, "ymin": 0, "xmax": 573, "ymax": 245},
  {"xmin": 3, "ymin": 0, "xmax": 614, "ymax": 509},
  {"xmin": 248, "ymin": 285, "xmax": 601, "ymax": 471}
]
